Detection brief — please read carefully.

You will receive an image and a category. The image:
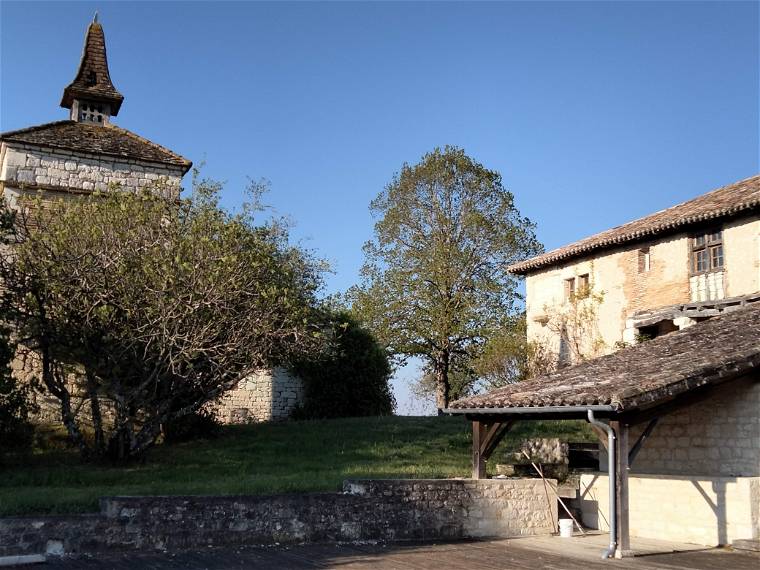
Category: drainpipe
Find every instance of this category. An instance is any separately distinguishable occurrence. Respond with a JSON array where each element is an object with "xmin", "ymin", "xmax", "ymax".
[{"xmin": 587, "ymin": 409, "xmax": 616, "ymax": 559}]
